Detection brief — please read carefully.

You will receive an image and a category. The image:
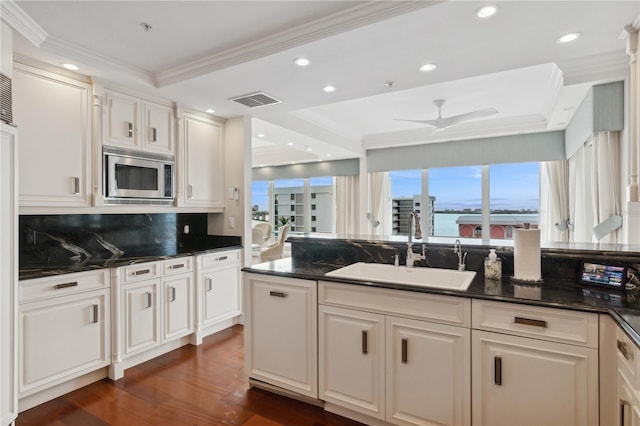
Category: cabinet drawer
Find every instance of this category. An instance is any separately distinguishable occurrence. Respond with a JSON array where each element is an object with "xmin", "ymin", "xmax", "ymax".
[
  {"xmin": 472, "ymin": 300, "xmax": 598, "ymax": 348},
  {"xmin": 199, "ymin": 250, "xmax": 240, "ymax": 269},
  {"xmin": 318, "ymin": 281, "xmax": 471, "ymax": 327},
  {"xmin": 20, "ymin": 269, "xmax": 110, "ymax": 303},
  {"xmin": 119, "ymin": 261, "xmax": 161, "ymax": 283},
  {"xmin": 163, "ymin": 257, "xmax": 193, "ymax": 275}
]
